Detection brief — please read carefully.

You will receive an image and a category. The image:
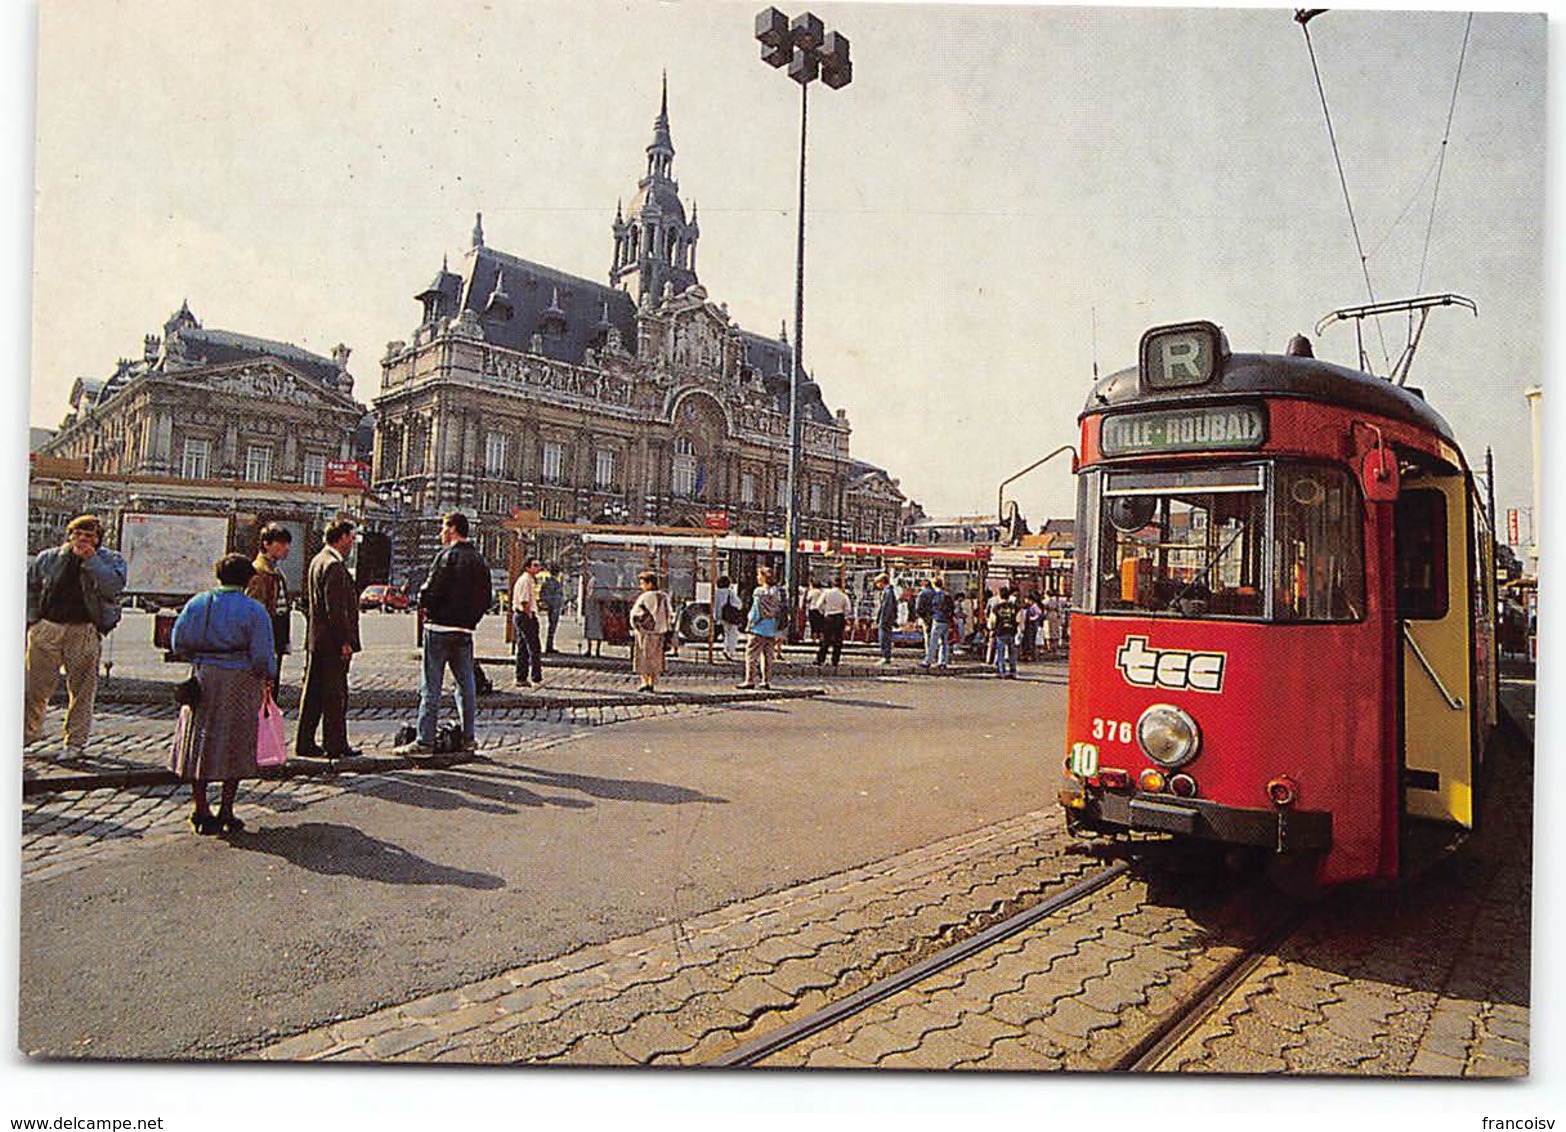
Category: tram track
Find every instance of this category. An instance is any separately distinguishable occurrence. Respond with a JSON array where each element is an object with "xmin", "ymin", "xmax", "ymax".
[
  {"xmin": 1111, "ymin": 908, "xmax": 1305, "ymax": 1071},
  {"xmin": 707, "ymin": 862, "xmax": 1133, "ymax": 1067},
  {"xmin": 705, "ymin": 848, "xmax": 1301, "ymax": 1071}
]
